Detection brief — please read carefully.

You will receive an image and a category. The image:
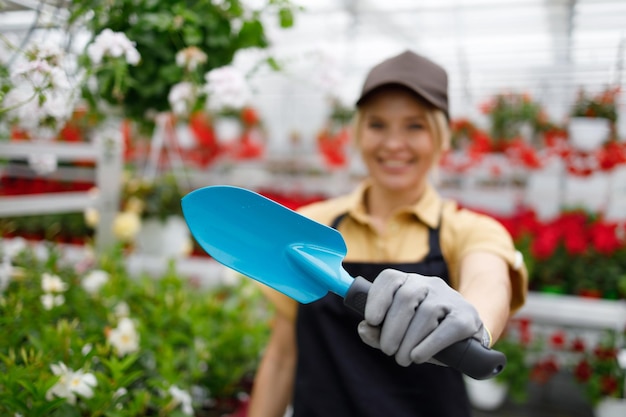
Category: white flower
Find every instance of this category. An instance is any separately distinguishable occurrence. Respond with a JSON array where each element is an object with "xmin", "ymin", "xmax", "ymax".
[
  {"xmin": 81, "ymin": 269, "xmax": 109, "ymax": 294},
  {"xmin": 113, "ymin": 387, "xmax": 128, "ymax": 399},
  {"xmin": 87, "ymin": 29, "xmax": 140, "ymax": 65},
  {"xmin": 28, "ymin": 153, "xmax": 57, "ymax": 175},
  {"xmin": 46, "ymin": 363, "xmax": 97, "ymax": 405},
  {"xmin": 67, "ymin": 369, "xmax": 97, "ymax": 400},
  {"xmin": 113, "ymin": 301, "xmax": 130, "ymax": 318},
  {"xmin": 5, "ymin": 58, "xmax": 77, "ymax": 140},
  {"xmin": 168, "ymin": 385, "xmax": 194, "ymax": 416},
  {"xmin": 41, "ymin": 293, "xmax": 65, "ymax": 310},
  {"xmin": 41, "ymin": 273, "xmax": 68, "ymax": 293},
  {"xmin": 81, "ymin": 344, "xmax": 93, "ymax": 356},
  {"xmin": 175, "ymin": 46, "xmax": 207, "ymax": 71},
  {"xmin": 203, "ymin": 65, "xmax": 251, "ymax": 111},
  {"xmin": 2, "ymin": 237, "xmax": 27, "ymax": 259},
  {"xmin": 0, "ymin": 257, "xmax": 13, "ymax": 292},
  {"xmin": 107, "ymin": 317, "xmax": 140, "ymax": 356},
  {"xmin": 92, "ymin": 124, "xmax": 123, "ymax": 149},
  {"xmin": 46, "ymin": 363, "xmax": 74, "ymax": 403},
  {"xmin": 168, "ymin": 81, "xmax": 197, "ymax": 116},
  {"xmin": 112, "ymin": 211, "xmax": 141, "ymax": 242}
]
